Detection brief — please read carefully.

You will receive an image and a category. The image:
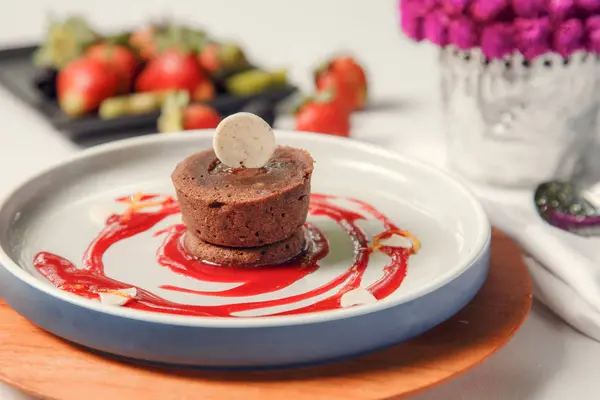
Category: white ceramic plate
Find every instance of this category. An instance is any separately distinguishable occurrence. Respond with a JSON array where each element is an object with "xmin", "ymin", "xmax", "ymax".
[{"xmin": 0, "ymin": 130, "xmax": 490, "ymax": 367}]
